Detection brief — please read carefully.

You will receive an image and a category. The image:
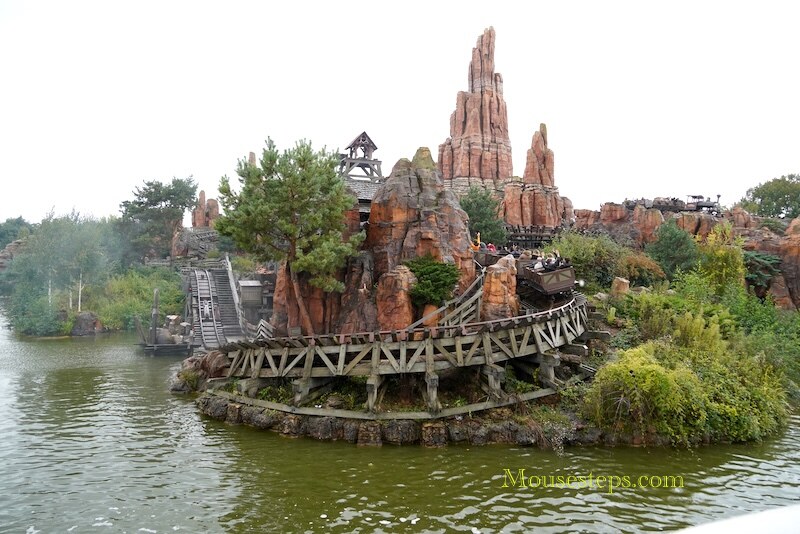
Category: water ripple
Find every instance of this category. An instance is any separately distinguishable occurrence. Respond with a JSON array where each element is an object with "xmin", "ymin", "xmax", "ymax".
[{"xmin": 1, "ymin": 319, "xmax": 799, "ymax": 532}]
